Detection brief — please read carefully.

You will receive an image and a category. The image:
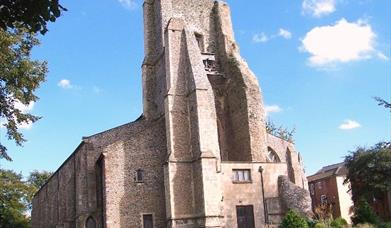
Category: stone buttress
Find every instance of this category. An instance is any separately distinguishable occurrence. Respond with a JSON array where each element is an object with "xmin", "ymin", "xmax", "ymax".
[{"xmin": 142, "ymin": 0, "xmax": 269, "ymax": 227}]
